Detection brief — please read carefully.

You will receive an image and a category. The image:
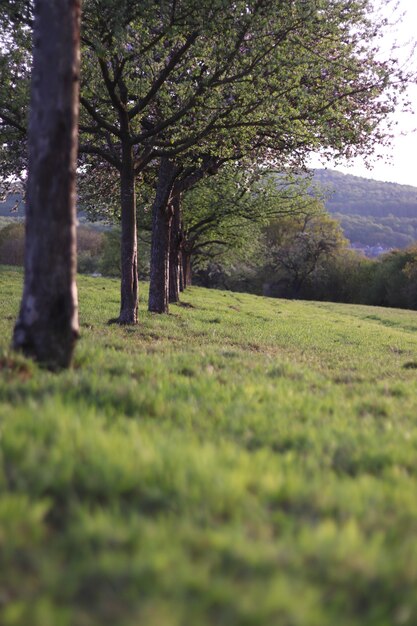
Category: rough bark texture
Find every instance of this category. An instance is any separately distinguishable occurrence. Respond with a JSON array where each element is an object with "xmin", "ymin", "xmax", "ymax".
[
  {"xmin": 118, "ymin": 139, "xmax": 138, "ymax": 324},
  {"xmin": 13, "ymin": 0, "xmax": 81, "ymax": 369},
  {"xmin": 169, "ymin": 194, "xmax": 181, "ymax": 303},
  {"xmin": 148, "ymin": 158, "xmax": 178, "ymax": 313}
]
